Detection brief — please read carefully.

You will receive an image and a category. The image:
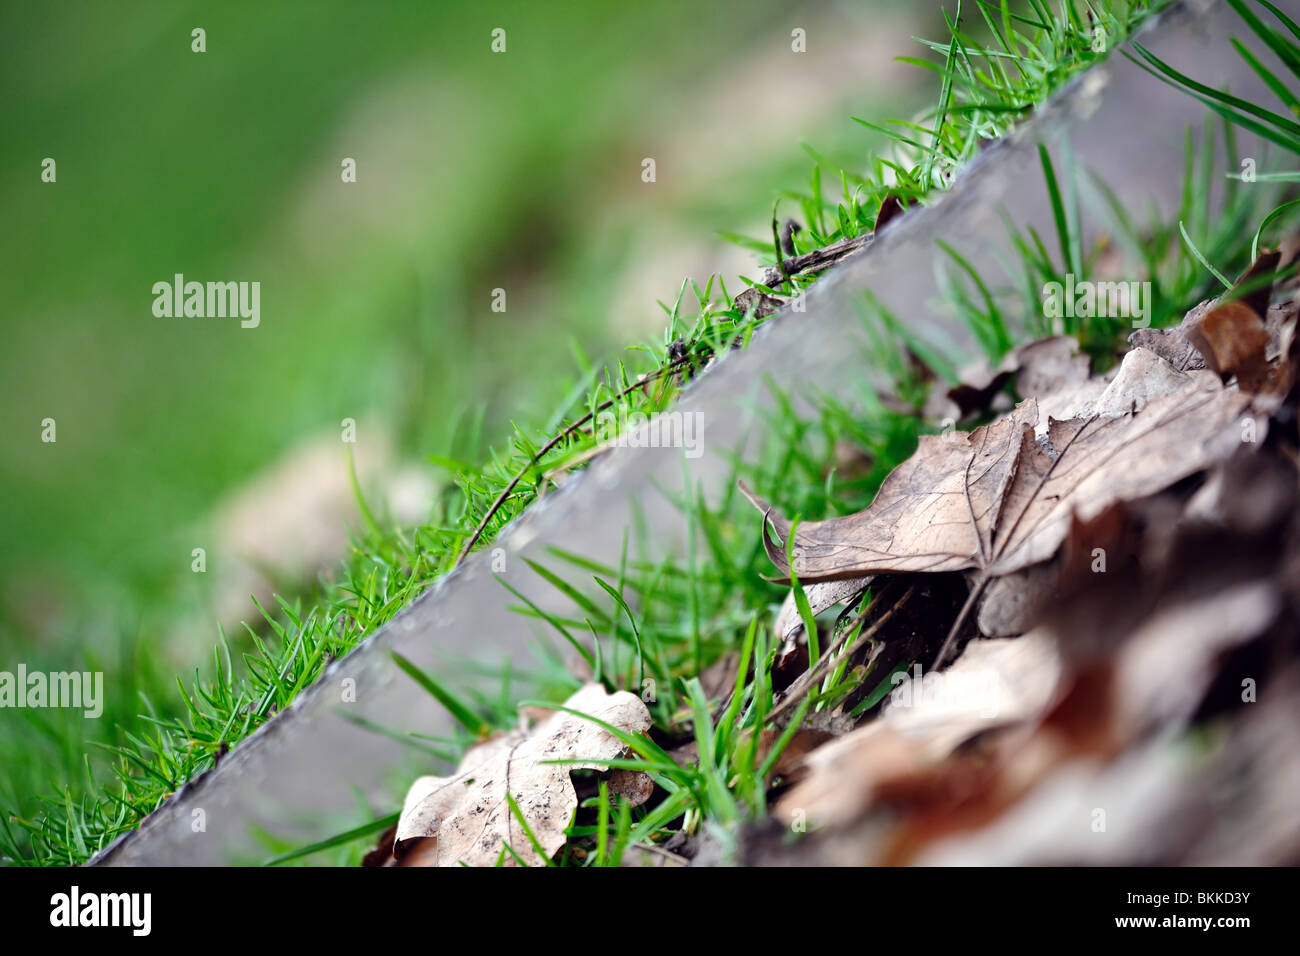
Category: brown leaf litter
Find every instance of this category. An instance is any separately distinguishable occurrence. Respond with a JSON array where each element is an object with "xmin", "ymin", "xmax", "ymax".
[
  {"xmin": 373, "ymin": 251, "xmax": 1299, "ymax": 867},
  {"xmin": 736, "ymin": 251, "xmax": 1300, "ymax": 866}
]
